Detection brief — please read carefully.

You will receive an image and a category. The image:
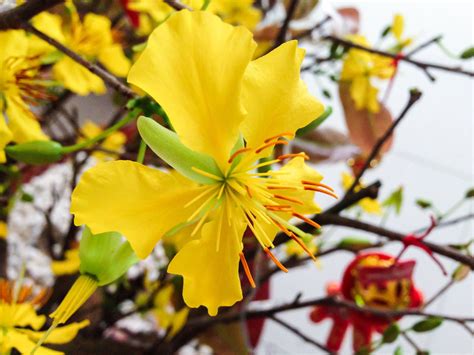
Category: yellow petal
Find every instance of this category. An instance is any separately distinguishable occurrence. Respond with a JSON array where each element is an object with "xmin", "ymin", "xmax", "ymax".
[
  {"xmin": 51, "ymin": 249, "xmax": 80, "ymax": 276},
  {"xmin": 241, "ymin": 41, "xmax": 324, "ymax": 148},
  {"xmin": 360, "ymin": 198, "xmax": 383, "ymax": 215},
  {"xmin": 71, "ymin": 161, "xmax": 201, "ymax": 259},
  {"xmin": 0, "ymin": 113, "xmax": 13, "ymax": 163},
  {"xmin": 392, "ymin": 14, "xmax": 404, "ymax": 41},
  {"xmin": 19, "ymin": 319, "xmax": 90, "ymax": 344},
  {"xmin": 99, "ymin": 44, "xmax": 131, "ymax": 77},
  {"xmin": 169, "ymin": 307, "xmax": 189, "ymax": 338},
  {"xmin": 0, "ymin": 221, "xmax": 7, "ymax": 239},
  {"xmin": 168, "ymin": 208, "xmax": 245, "ymax": 315},
  {"xmin": 2, "ymin": 303, "xmax": 46, "ymax": 330},
  {"xmin": 4, "ymin": 330, "xmax": 63, "ymax": 355},
  {"xmin": 5, "ymin": 97, "xmax": 48, "ymax": 143},
  {"xmin": 350, "ymin": 76, "xmax": 379, "ymax": 113},
  {"xmin": 0, "ymin": 30, "xmax": 28, "ymax": 63},
  {"xmin": 128, "ymin": 10, "xmax": 257, "ymax": 168},
  {"xmin": 30, "ymin": 12, "xmax": 65, "ymax": 57},
  {"xmin": 53, "ymin": 57, "xmax": 106, "ymax": 95}
]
